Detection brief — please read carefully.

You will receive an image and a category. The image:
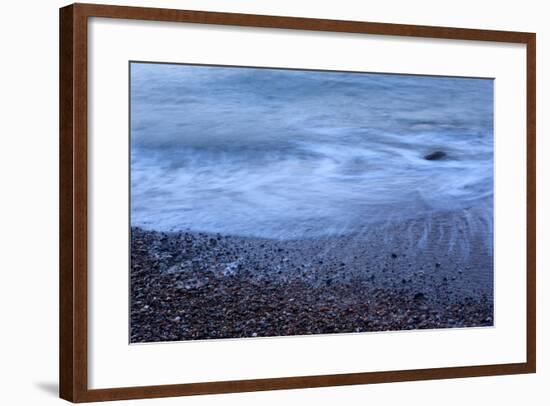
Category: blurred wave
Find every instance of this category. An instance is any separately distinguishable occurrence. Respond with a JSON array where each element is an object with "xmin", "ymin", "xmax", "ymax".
[{"xmin": 130, "ymin": 63, "xmax": 493, "ymax": 244}]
